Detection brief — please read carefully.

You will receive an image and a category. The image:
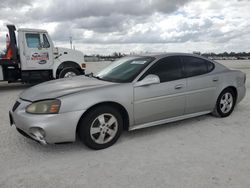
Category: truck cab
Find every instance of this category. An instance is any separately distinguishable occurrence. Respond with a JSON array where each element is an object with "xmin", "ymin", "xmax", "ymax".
[{"xmin": 0, "ymin": 25, "xmax": 85, "ymax": 83}]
